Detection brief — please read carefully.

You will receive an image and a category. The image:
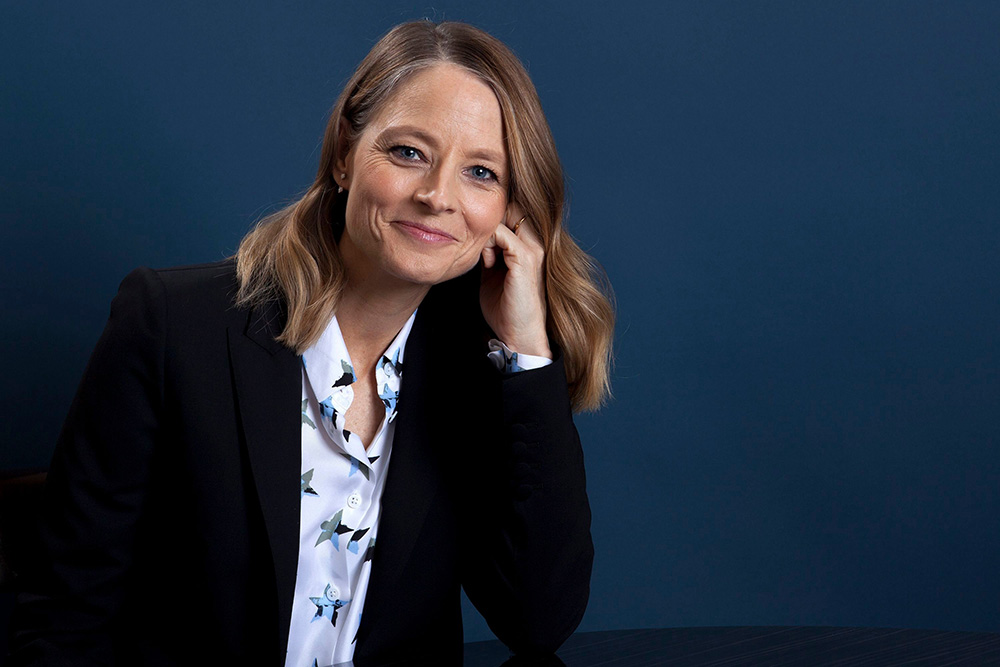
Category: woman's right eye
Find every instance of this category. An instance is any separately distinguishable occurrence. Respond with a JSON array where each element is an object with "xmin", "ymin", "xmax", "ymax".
[{"xmin": 391, "ymin": 145, "xmax": 422, "ymax": 161}]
